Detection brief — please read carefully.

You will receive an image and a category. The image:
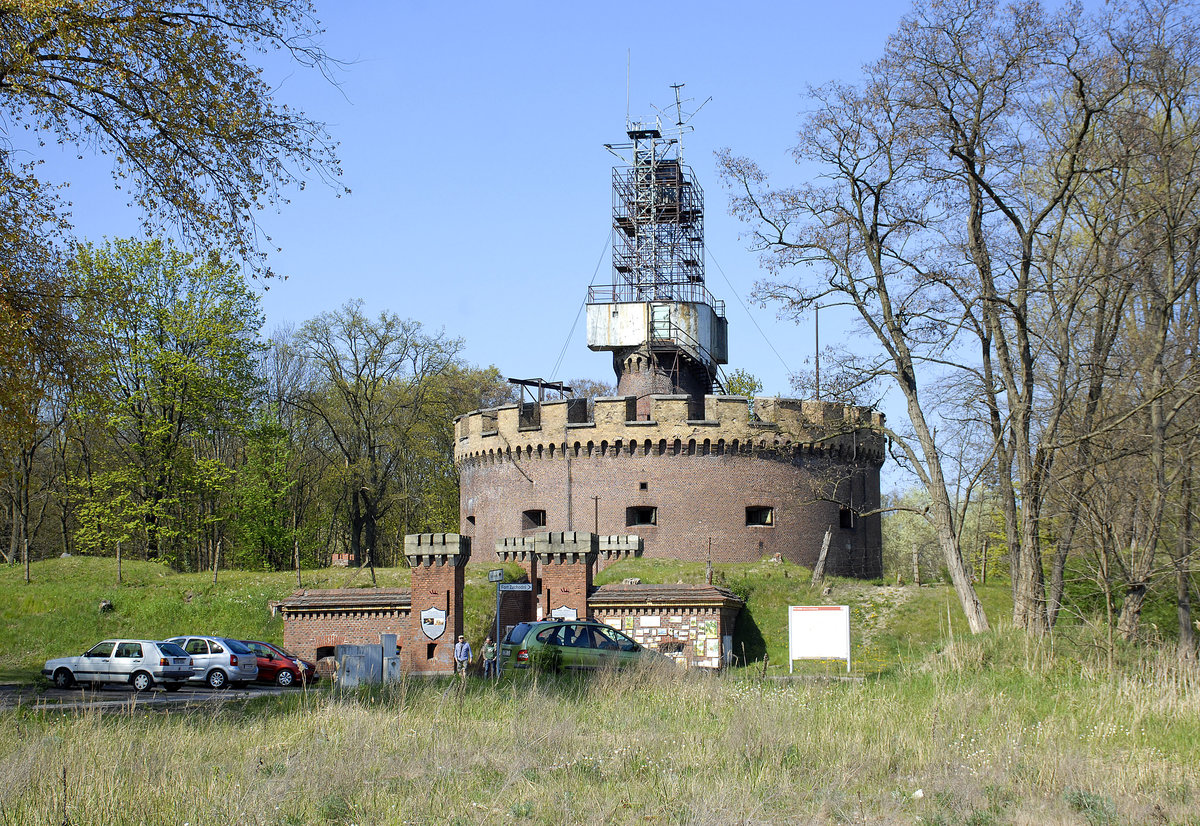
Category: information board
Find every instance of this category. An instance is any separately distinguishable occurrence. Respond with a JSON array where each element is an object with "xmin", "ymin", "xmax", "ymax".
[{"xmin": 788, "ymin": 605, "xmax": 851, "ymax": 673}]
